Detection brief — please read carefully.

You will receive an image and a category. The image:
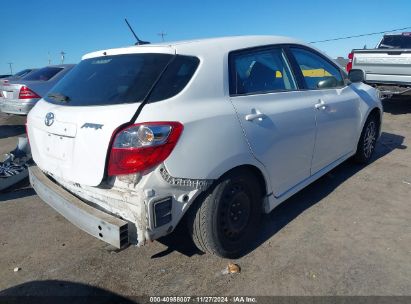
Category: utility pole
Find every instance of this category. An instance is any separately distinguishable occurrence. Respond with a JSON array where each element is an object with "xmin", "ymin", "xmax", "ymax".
[
  {"xmin": 7, "ymin": 63, "xmax": 13, "ymax": 75},
  {"xmin": 60, "ymin": 51, "xmax": 66, "ymax": 64},
  {"xmin": 48, "ymin": 52, "xmax": 51, "ymax": 65},
  {"xmin": 157, "ymin": 31, "xmax": 167, "ymax": 42}
]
